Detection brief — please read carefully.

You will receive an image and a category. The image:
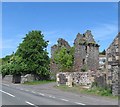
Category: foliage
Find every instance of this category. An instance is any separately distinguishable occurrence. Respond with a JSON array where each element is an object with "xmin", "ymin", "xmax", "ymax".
[
  {"xmin": 86, "ymin": 87, "xmax": 112, "ymax": 96},
  {"xmin": 54, "ymin": 46, "xmax": 74, "ymax": 72},
  {"xmin": 16, "ymin": 30, "xmax": 50, "ymax": 80},
  {"xmin": 0, "ymin": 55, "xmax": 13, "ymax": 77},
  {"xmin": 56, "ymin": 85, "xmax": 115, "ymax": 98},
  {"xmin": 9, "ymin": 55, "xmax": 27, "ymax": 75},
  {"xmin": 1, "ymin": 30, "xmax": 50, "ymax": 80},
  {"xmin": 1, "ymin": 63, "xmax": 10, "ymax": 77}
]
